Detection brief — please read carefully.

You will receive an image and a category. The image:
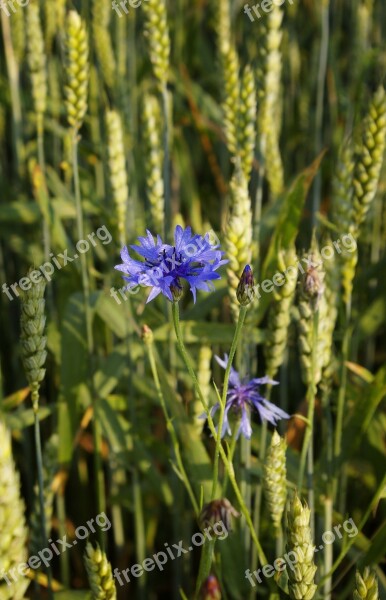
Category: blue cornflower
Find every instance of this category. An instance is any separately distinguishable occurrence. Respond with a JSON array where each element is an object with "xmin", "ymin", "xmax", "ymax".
[
  {"xmin": 208, "ymin": 355, "xmax": 290, "ymax": 439},
  {"xmin": 115, "ymin": 225, "xmax": 227, "ymax": 303}
]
